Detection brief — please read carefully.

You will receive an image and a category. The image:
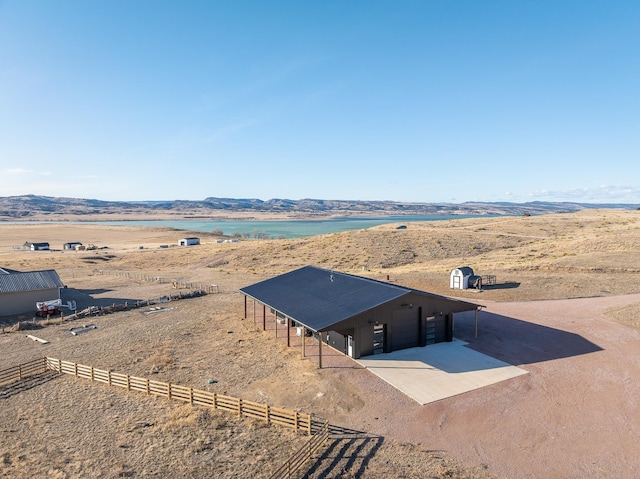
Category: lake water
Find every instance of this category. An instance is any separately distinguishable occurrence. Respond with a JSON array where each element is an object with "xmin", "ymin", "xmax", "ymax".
[{"xmin": 73, "ymin": 214, "xmax": 491, "ymax": 238}]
